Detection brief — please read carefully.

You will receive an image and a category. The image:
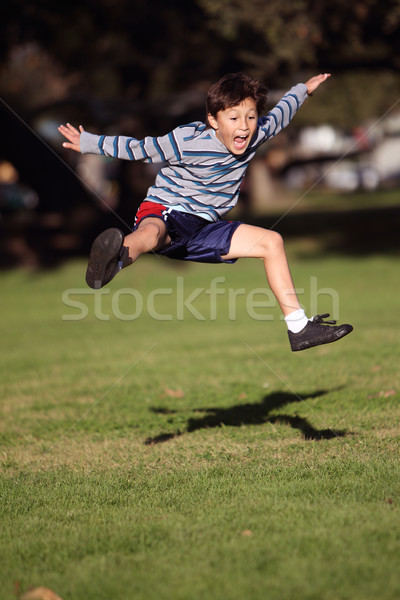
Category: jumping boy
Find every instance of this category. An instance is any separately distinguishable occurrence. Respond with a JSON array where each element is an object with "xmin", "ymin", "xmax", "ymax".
[{"xmin": 59, "ymin": 72, "xmax": 353, "ymax": 351}]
